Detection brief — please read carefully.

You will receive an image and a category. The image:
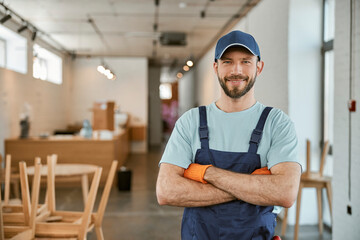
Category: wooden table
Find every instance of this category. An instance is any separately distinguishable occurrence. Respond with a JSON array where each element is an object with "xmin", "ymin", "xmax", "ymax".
[
  {"xmin": 27, "ymin": 164, "xmax": 98, "ymax": 205},
  {"xmin": 5, "ymin": 130, "xmax": 129, "ymax": 185}
]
